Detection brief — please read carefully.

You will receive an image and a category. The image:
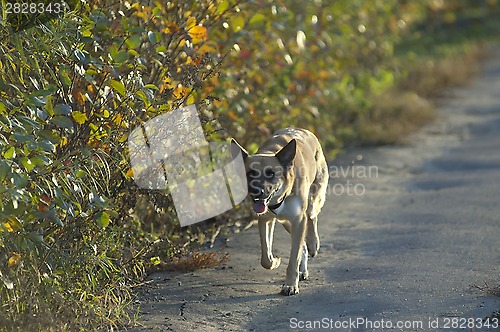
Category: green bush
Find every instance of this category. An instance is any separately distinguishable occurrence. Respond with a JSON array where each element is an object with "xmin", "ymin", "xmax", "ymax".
[{"xmin": 0, "ymin": 0, "xmax": 235, "ymax": 329}]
